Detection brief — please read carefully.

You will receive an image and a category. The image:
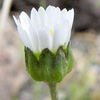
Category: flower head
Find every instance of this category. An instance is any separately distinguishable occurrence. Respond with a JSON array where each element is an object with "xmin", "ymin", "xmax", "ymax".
[
  {"xmin": 13, "ymin": 6, "xmax": 74, "ymax": 82},
  {"xmin": 13, "ymin": 6, "xmax": 74, "ymax": 55}
]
